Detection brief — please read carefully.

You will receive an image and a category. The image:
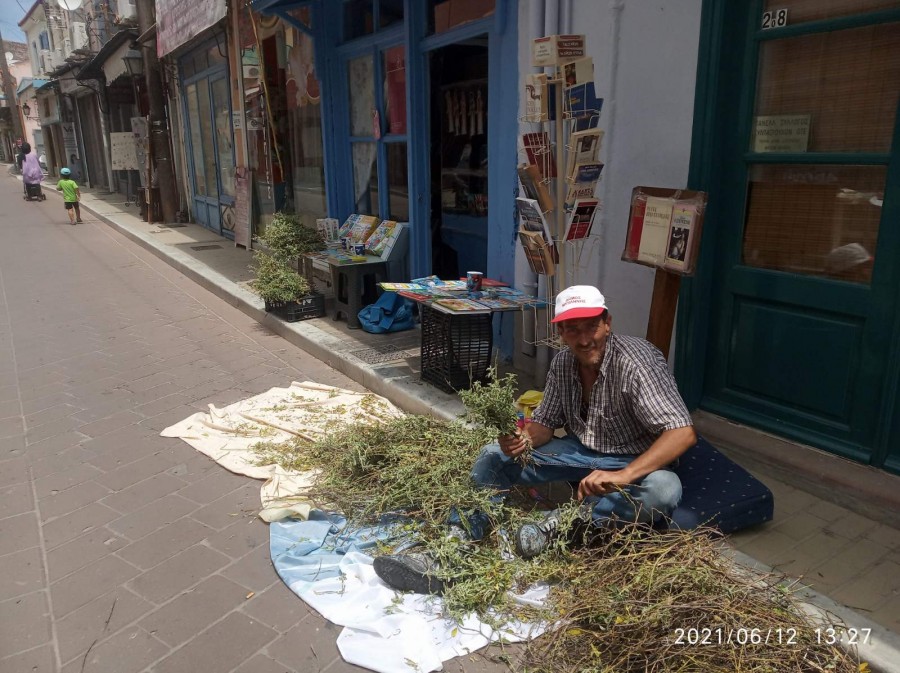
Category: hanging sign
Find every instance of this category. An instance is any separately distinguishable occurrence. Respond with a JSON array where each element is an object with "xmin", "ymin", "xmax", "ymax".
[
  {"xmin": 110, "ymin": 132, "xmax": 139, "ymax": 171},
  {"xmin": 157, "ymin": 0, "xmax": 227, "ymax": 57}
]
